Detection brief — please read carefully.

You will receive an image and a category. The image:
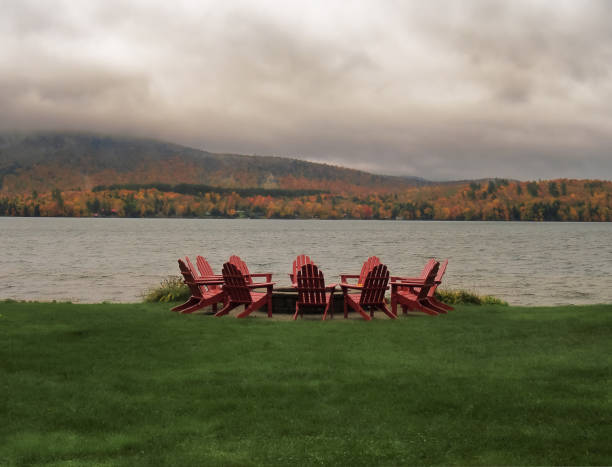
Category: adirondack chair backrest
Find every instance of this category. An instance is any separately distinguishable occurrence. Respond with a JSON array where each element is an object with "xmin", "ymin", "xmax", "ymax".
[
  {"xmin": 359, "ymin": 263, "xmax": 389, "ymax": 306},
  {"xmin": 416, "ymin": 261, "xmax": 440, "ymax": 300},
  {"xmin": 296, "ymin": 263, "xmax": 327, "ymax": 306},
  {"xmin": 420, "ymin": 259, "xmax": 438, "ymax": 281},
  {"xmin": 358, "ymin": 256, "xmax": 381, "ymax": 285},
  {"xmin": 396, "ymin": 258, "xmax": 436, "ymax": 293},
  {"xmin": 196, "ymin": 255, "xmax": 220, "ymax": 290},
  {"xmin": 222, "ymin": 262, "xmax": 253, "ymax": 304},
  {"xmin": 229, "ymin": 255, "xmax": 252, "ymax": 284},
  {"xmin": 420, "ymin": 258, "xmax": 438, "ymax": 279},
  {"xmin": 292, "ymin": 254, "xmax": 314, "ymax": 279},
  {"xmin": 178, "ymin": 259, "xmax": 203, "ymax": 298},
  {"xmin": 184, "ymin": 256, "xmax": 199, "ymax": 277},
  {"xmin": 434, "ymin": 259, "xmax": 447, "ymax": 283},
  {"xmin": 427, "ymin": 259, "xmax": 447, "ymax": 298}
]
